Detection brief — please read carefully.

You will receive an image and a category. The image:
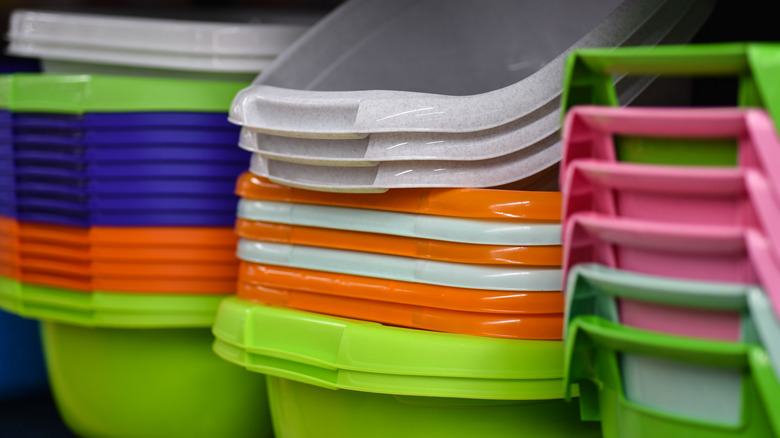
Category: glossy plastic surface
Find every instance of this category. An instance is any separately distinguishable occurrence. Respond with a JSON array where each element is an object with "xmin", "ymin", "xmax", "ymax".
[
  {"xmin": 237, "ymin": 239, "xmax": 562, "ymax": 291},
  {"xmin": 44, "ymin": 321, "xmax": 272, "ymax": 438},
  {"xmin": 241, "ymin": 281, "xmax": 562, "ymax": 339},
  {"xmin": 237, "ymin": 199, "xmax": 562, "ymax": 246},
  {"xmin": 563, "ymin": 213, "xmax": 780, "ymax": 321},
  {"xmin": 248, "ymin": 149, "xmax": 561, "ymax": 192},
  {"xmin": 565, "ymin": 263, "xmax": 780, "ymax": 380},
  {"xmin": 8, "ymin": 9, "xmax": 310, "ymax": 74},
  {"xmin": 267, "ymin": 377, "xmax": 600, "ymax": 438},
  {"xmin": 212, "ymin": 296, "xmax": 570, "ymax": 399},
  {"xmin": 235, "ymin": 172, "xmax": 562, "ymax": 221},
  {"xmin": 231, "ymin": 0, "xmax": 712, "ymax": 136},
  {"xmin": 239, "ymin": 262, "xmax": 563, "ymax": 314},
  {"xmin": 236, "ymin": 219, "xmax": 562, "ymax": 265},
  {"xmin": 0, "ymin": 275, "xmax": 225, "ymax": 327},
  {"xmin": 1, "ymin": 73, "xmax": 247, "ymax": 113},
  {"xmin": 565, "ymin": 315, "xmax": 780, "ymax": 437},
  {"xmin": 560, "ymin": 107, "xmax": 780, "ymax": 189}
]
